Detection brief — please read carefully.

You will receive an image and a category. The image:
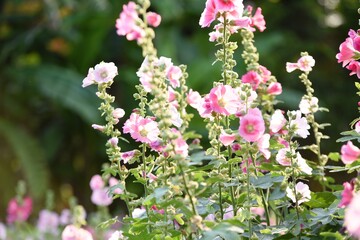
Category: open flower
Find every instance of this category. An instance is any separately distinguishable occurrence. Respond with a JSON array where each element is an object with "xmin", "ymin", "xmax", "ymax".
[
  {"xmin": 123, "ymin": 112, "xmax": 160, "ymax": 144},
  {"xmin": 62, "ymin": 225, "xmax": 93, "ymax": 240},
  {"xmin": 239, "ymin": 108, "xmax": 265, "ymax": 142},
  {"xmin": 286, "ymin": 55, "xmax": 315, "ymax": 73},
  {"xmin": 7, "ymin": 197, "xmax": 32, "ymax": 224},
  {"xmin": 339, "ymin": 182, "xmax": 354, "ymax": 208},
  {"xmin": 289, "ymin": 110, "xmax": 310, "ymax": 138},
  {"xmin": 82, "ymin": 62, "xmax": 118, "ymax": 87},
  {"xmin": 344, "ymin": 192, "xmax": 360, "ymax": 239},
  {"xmin": 286, "ymin": 182, "xmax": 311, "ymax": 205},
  {"xmin": 341, "ymin": 141, "xmax": 360, "ymax": 164},
  {"xmin": 209, "ymin": 85, "xmax": 240, "ymax": 116}
]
